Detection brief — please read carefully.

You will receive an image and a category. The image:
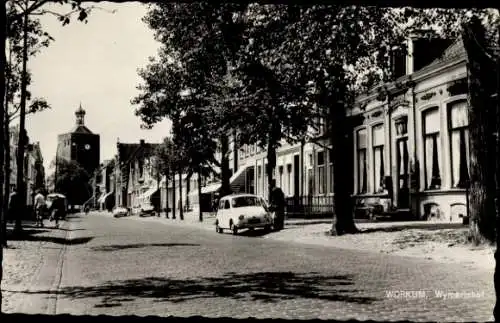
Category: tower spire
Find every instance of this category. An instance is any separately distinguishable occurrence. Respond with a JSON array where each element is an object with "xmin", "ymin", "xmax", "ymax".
[{"xmin": 75, "ymin": 102, "xmax": 86, "ymax": 126}]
